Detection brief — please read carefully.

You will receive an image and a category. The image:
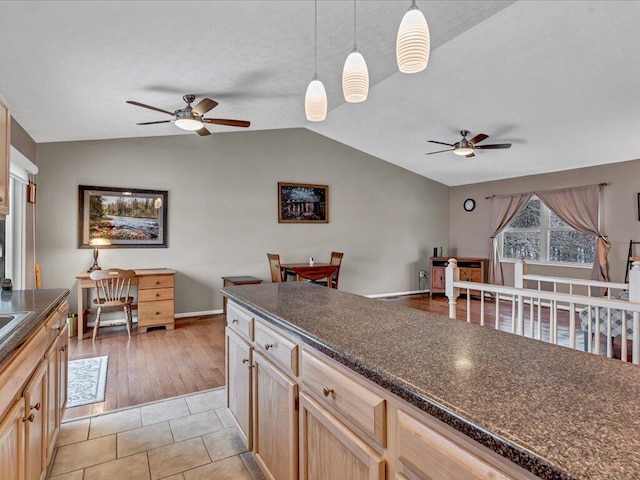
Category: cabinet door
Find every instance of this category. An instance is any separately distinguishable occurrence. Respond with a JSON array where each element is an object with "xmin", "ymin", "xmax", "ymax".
[
  {"xmin": 0, "ymin": 399, "xmax": 26, "ymax": 480},
  {"xmin": 24, "ymin": 362, "xmax": 47, "ymax": 480},
  {"xmin": 253, "ymin": 351, "xmax": 298, "ymax": 480},
  {"xmin": 396, "ymin": 410, "xmax": 519, "ymax": 480},
  {"xmin": 45, "ymin": 342, "xmax": 58, "ymax": 463},
  {"xmin": 226, "ymin": 328, "xmax": 252, "ymax": 450},
  {"xmin": 58, "ymin": 325, "xmax": 69, "ymax": 415},
  {"xmin": 300, "ymin": 393, "xmax": 384, "ymax": 480},
  {"xmin": 431, "ymin": 266, "xmax": 446, "ymax": 291}
]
